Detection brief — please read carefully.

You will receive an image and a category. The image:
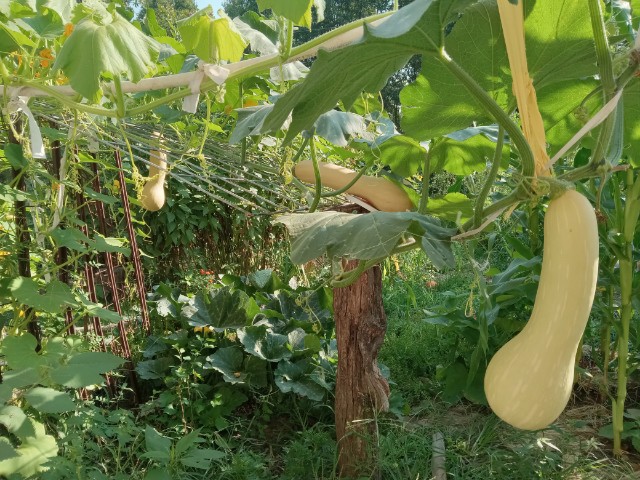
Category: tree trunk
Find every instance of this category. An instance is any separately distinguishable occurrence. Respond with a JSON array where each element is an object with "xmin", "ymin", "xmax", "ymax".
[{"xmin": 334, "ymin": 262, "xmax": 389, "ymax": 479}]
